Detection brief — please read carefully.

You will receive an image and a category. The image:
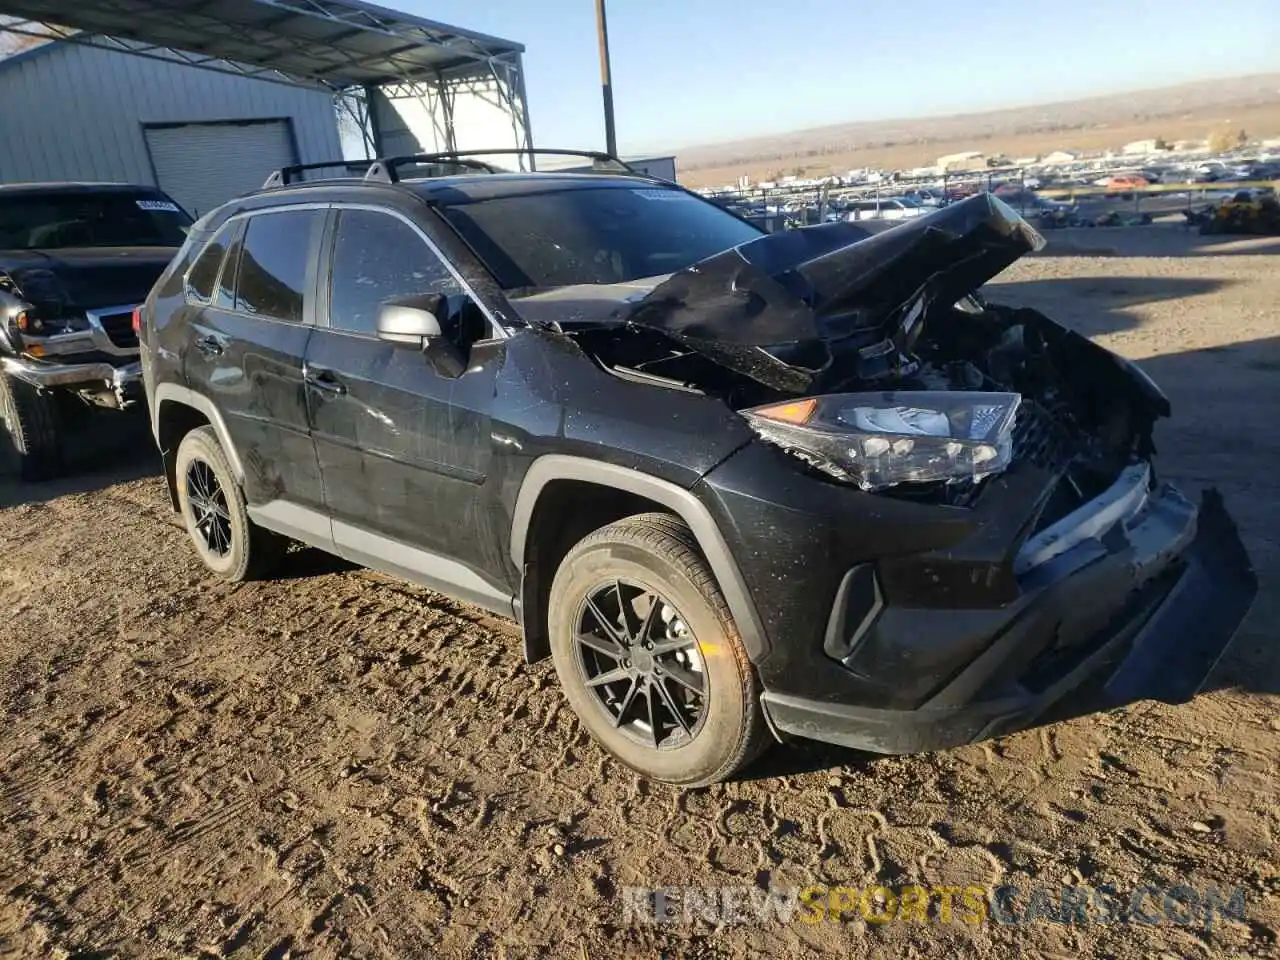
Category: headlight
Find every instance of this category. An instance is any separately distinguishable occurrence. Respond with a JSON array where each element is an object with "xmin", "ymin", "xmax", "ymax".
[
  {"xmin": 742, "ymin": 391, "xmax": 1021, "ymax": 492},
  {"xmin": 21, "ymin": 313, "xmax": 90, "ymax": 336}
]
